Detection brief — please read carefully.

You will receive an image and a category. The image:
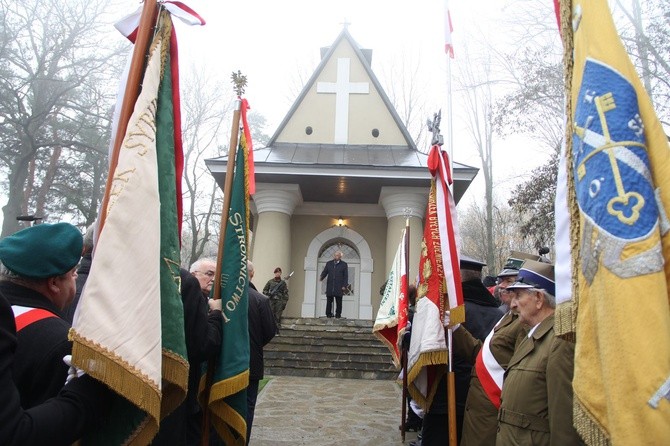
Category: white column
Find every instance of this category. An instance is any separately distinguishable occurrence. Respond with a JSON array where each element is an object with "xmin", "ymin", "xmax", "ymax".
[
  {"xmin": 251, "ymin": 184, "xmax": 301, "ymax": 287},
  {"xmin": 380, "ymin": 187, "xmax": 427, "ymax": 285}
]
